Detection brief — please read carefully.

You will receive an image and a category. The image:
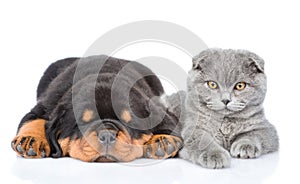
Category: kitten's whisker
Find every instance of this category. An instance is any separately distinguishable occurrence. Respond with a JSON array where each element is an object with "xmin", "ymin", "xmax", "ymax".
[
  {"xmin": 234, "ymin": 103, "xmax": 246, "ymax": 106},
  {"xmin": 230, "ymin": 105, "xmax": 245, "ymax": 108}
]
